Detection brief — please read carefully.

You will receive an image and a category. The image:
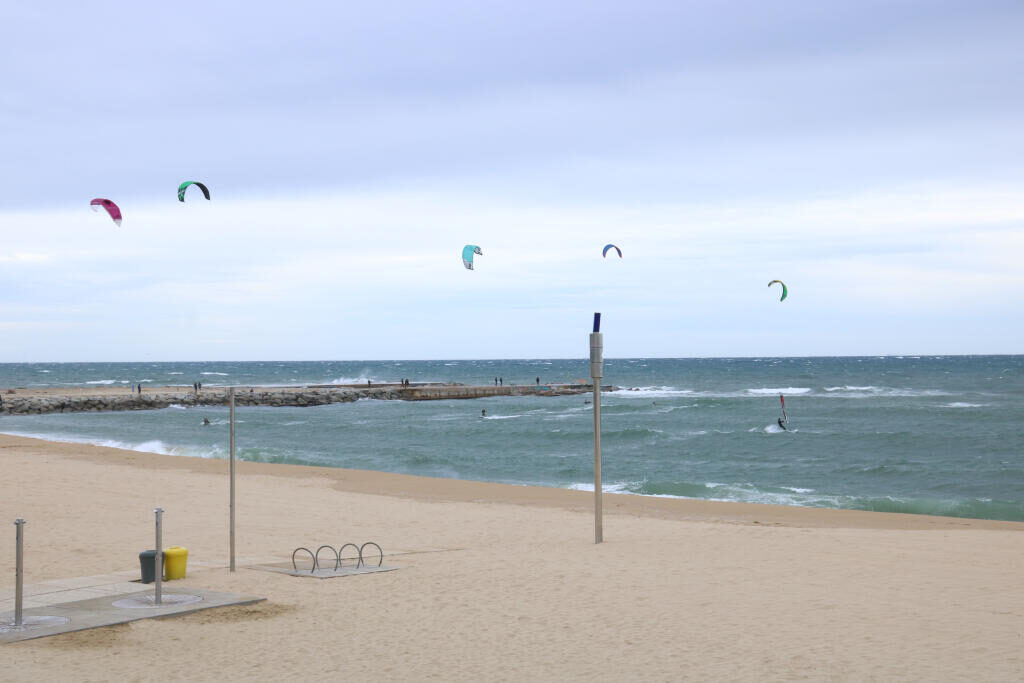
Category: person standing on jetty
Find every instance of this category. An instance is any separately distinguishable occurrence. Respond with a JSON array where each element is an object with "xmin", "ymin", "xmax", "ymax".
[
  {"xmin": 494, "ymin": 377, "xmax": 498, "ymax": 386},
  {"xmin": 499, "ymin": 377, "xmax": 503, "ymax": 386},
  {"xmin": 536, "ymin": 377, "xmax": 540, "ymax": 386}
]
